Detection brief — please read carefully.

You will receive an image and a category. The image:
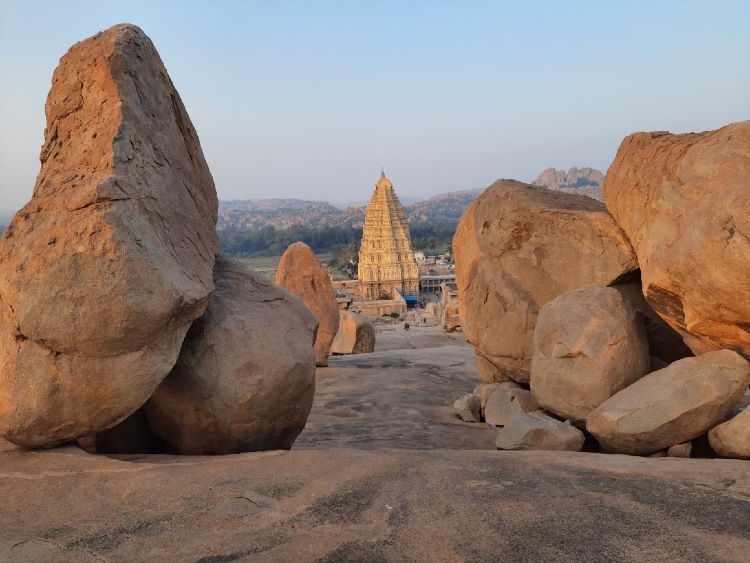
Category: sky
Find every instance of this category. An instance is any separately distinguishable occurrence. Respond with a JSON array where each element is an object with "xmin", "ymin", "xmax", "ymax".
[{"xmin": 0, "ymin": 0, "xmax": 748, "ymax": 212}]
